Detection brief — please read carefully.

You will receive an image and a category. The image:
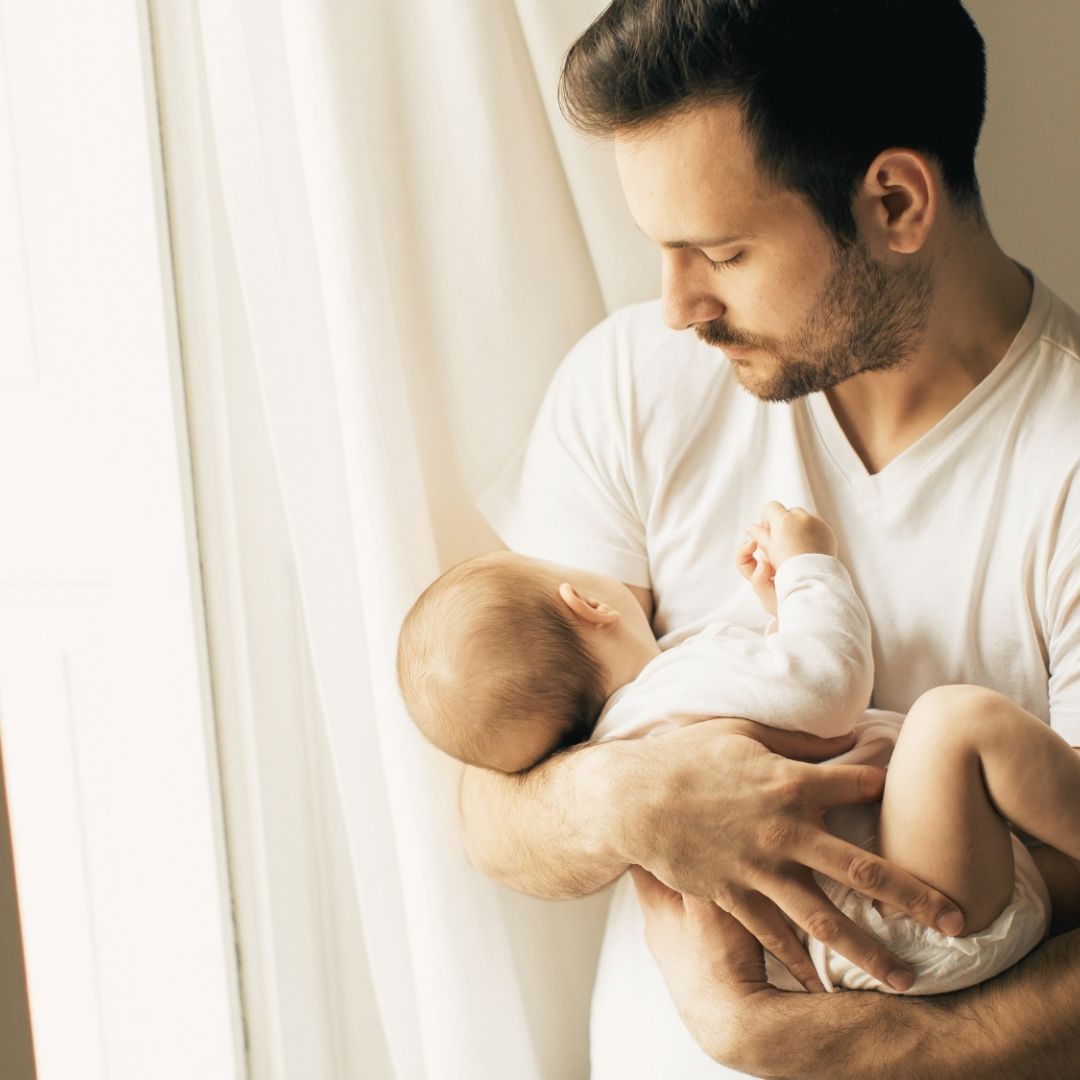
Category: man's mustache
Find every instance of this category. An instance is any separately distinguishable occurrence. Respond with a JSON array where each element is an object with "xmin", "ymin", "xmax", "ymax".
[{"xmin": 695, "ymin": 319, "xmax": 765, "ymax": 351}]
